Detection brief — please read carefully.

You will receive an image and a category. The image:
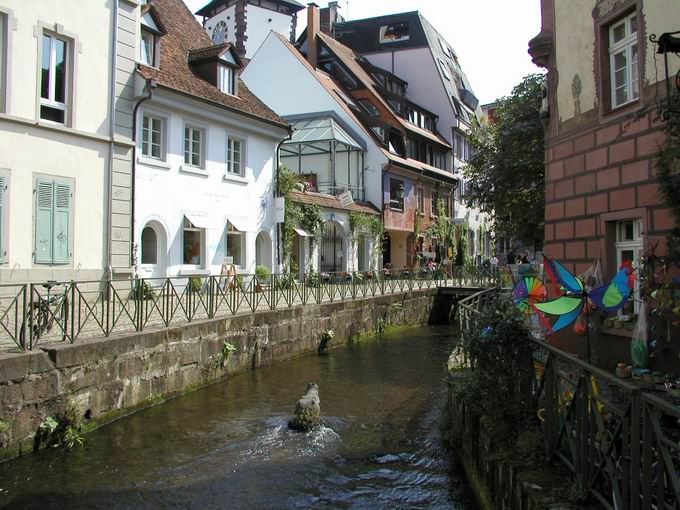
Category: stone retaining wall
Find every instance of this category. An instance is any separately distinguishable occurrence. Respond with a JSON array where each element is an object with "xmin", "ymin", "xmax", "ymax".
[{"xmin": 0, "ymin": 288, "xmax": 442, "ymax": 460}]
